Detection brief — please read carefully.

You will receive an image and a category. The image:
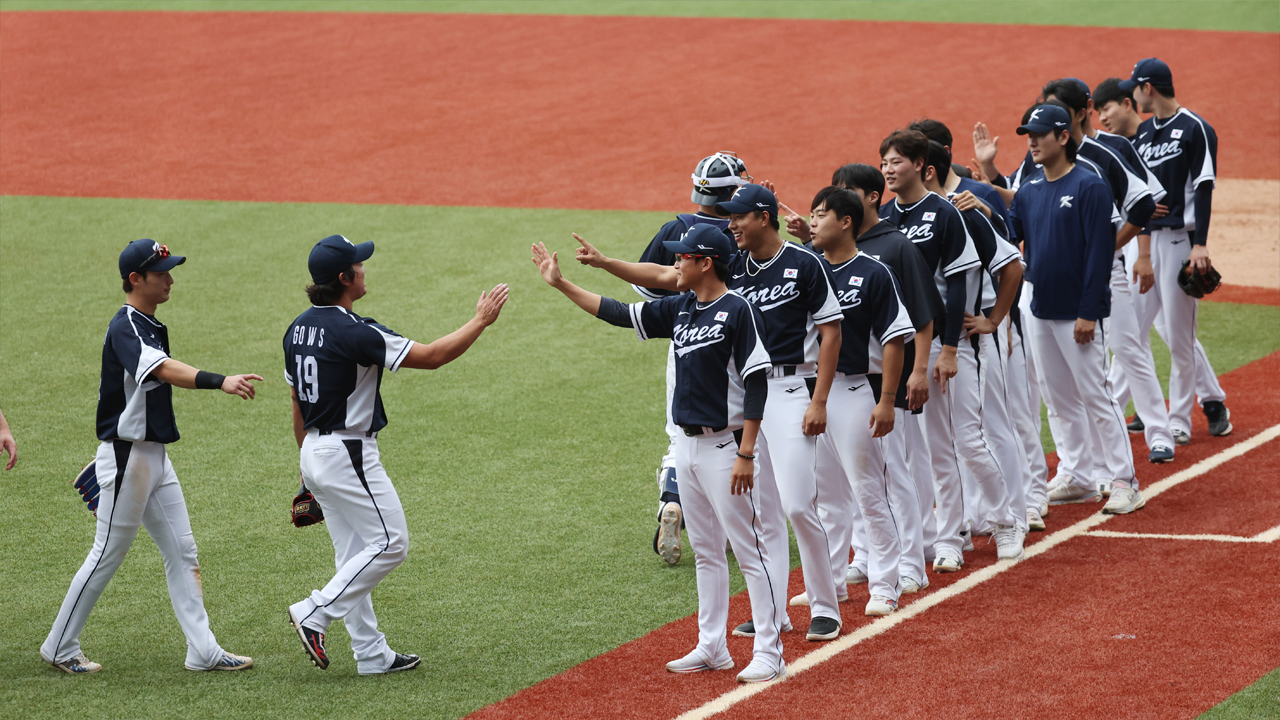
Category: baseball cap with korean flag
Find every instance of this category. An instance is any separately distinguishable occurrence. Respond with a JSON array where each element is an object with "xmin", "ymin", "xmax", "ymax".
[
  {"xmin": 309, "ymin": 234, "xmax": 375, "ymax": 283},
  {"xmin": 1017, "ymin": 104, "xmax": 1072, "ymax": 135},
  {"xmin": 661, "ymin": 223, "xmax": 736, "ymax": 260},
  {"xmin": 1118, "ymin": 58, "xmax": 1173, "ymax": 91}
]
